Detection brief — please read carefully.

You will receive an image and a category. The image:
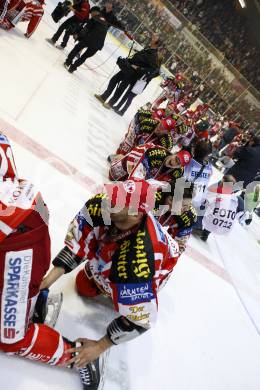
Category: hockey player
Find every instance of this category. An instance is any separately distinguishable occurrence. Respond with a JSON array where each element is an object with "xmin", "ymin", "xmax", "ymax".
[
  {"xmin": 184, "ymin": 141, "xmax": 213, "ymax": 212},
  {"xmin": 0, "ymin": 134, "xmax": 109, "ymax": 390},
  {"xmin": 154, "ymin": 181, "xmax": 197, "ymax": 253},
  {"xmin": 152, "ymin": 73, "xmax": 187, "ymax": 111},
  {"xmin": 108, "ymin": 143, "xmax": 191, "ymax": 182},
  {"xmin": 108, "ymin": 108, "xmax": 193, "ymax": 163},
  {"xmin": 39, "ymin": 179, "xmax": 180, "ymax": 388},
  {"xmin": 0, "ymin": 0, "xmax": 44, "ymax": 37}
]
